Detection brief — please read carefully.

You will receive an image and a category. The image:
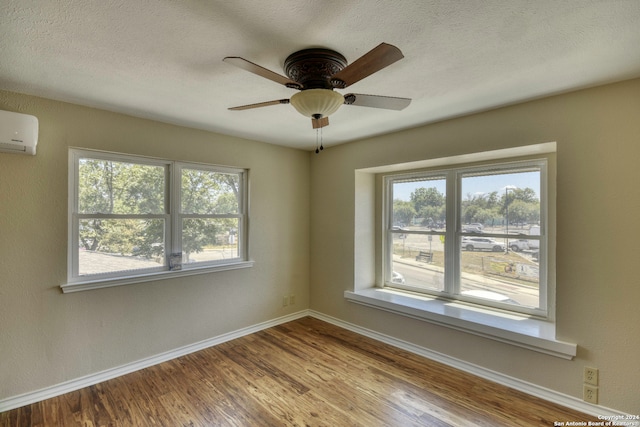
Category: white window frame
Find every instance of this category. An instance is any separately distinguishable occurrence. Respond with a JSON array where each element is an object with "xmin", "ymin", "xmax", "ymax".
[
  {"xmin": 382, "ymin": 159, "xmax": 549, "ymax": 318},
  {"xmin": 63, "ymin": 148, "xmax": 252, "ymax": 293}
]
